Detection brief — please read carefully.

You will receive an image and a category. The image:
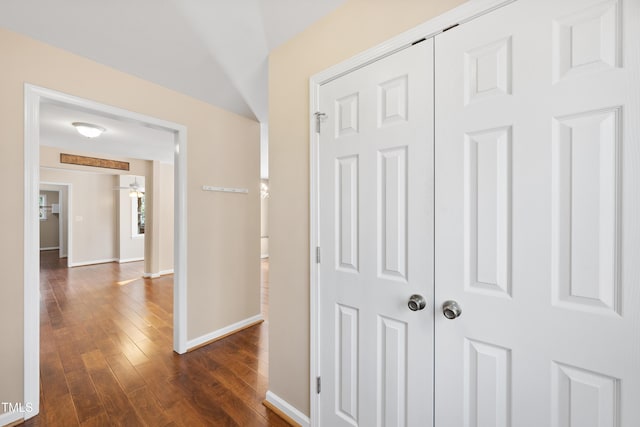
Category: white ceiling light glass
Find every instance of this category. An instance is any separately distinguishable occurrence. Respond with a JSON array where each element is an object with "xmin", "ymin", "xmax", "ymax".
[{"xmin": 72, "ymin": 122, "xmax": 106, "ymax": 138}]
